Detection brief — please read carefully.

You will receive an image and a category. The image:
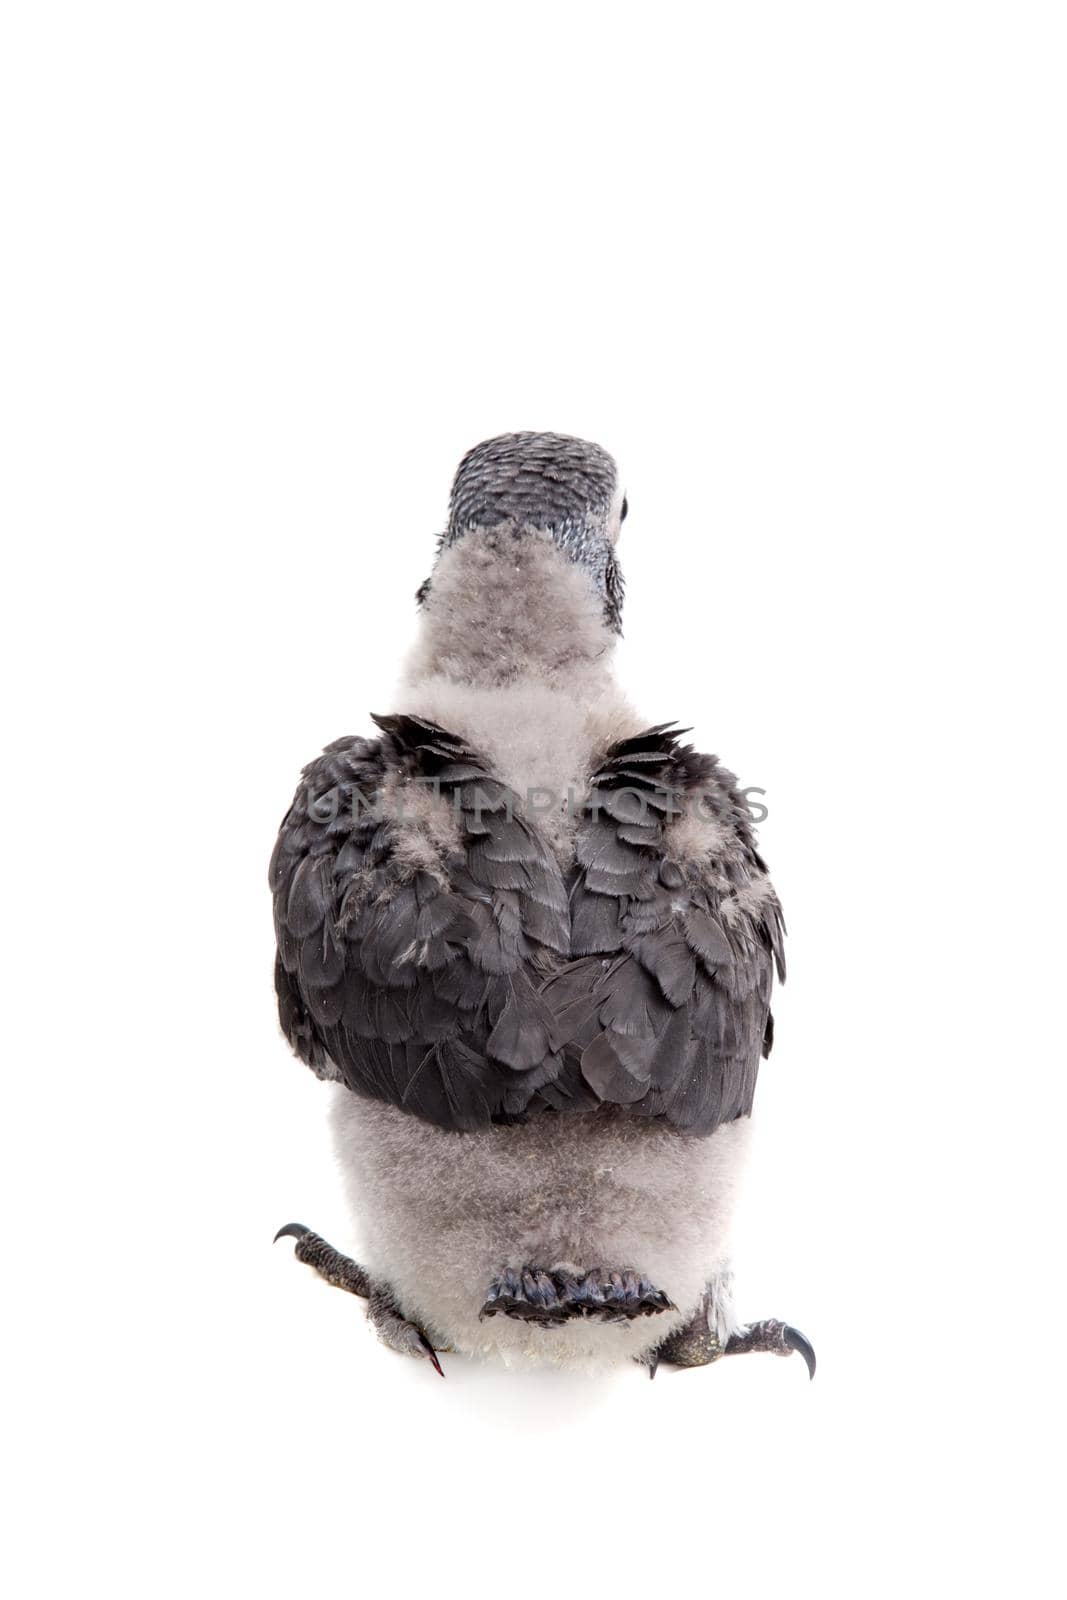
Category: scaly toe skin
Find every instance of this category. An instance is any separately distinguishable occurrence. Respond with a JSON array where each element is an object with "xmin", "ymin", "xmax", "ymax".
[
  {"xmin": 367, "ymin": 1283, "xmax": 447, "ymax": 1376},
  {"xmin": 724, "ymin": 1318, "xmax": 817, "ymax": 1379},
  {"xmin": 646, "ymin": 1294, "xmax": 817, "ymax": 1379},
  {"xmin": 274, "ymin": 1222, "xmax": 445, "ymax": 1372},
  {"xmin": 274, "ymin": 1223, "xmax": 373, "ymax": 1297},
  {"xmin": 650, "ymin": 1299, "xmax": 722, "ymax": 1369}
]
